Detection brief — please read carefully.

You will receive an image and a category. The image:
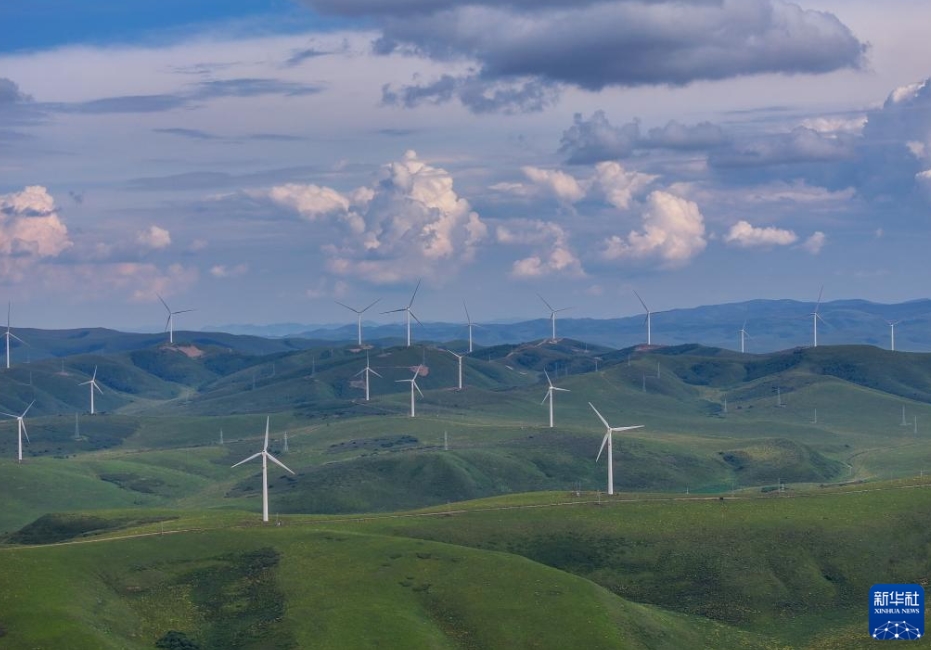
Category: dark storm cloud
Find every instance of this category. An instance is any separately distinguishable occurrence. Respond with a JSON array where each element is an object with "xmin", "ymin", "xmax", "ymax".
[
  {"xmin": 307, "ymin": 0, "xmax": 865, "ymax": 113},
  {"xmin": 558, "ymin": 111, "xmax": 728, "ymax": 164},
  {"xmin": 382, "ymin": 74, "xmax": 557, "ymax": 113}
]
